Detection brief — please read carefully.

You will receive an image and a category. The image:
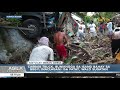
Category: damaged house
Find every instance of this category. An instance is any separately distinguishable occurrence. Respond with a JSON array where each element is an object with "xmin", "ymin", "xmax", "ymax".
[{"xmin": 58, "ymin": 12, "xmax": 82, "ymax": 37}]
